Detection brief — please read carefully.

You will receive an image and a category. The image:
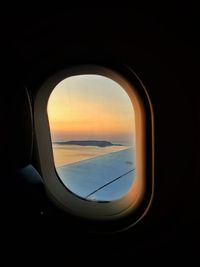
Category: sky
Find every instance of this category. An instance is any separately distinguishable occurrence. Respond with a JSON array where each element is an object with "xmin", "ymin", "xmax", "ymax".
[{"xmin": 47, "ymin": 75, "xmax": 135, "ymax": 145}]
